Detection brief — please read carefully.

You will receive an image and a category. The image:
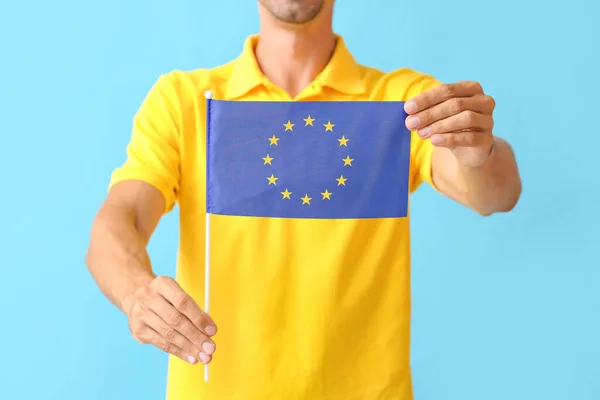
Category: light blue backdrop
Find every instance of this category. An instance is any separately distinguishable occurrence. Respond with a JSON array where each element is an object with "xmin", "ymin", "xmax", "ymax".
[{"xmin": 1, "ymin": 0, "xmax": 598, "ymax": 399}]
